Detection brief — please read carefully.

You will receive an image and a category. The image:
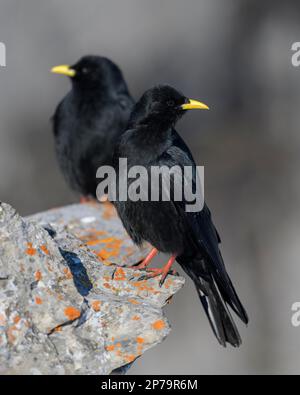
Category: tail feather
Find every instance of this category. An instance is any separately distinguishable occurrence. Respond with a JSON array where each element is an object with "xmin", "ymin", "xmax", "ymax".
[
  {"xmin": 196, "ymin": 276, "xmax": 242, "ymax": 347},
  {"xmin": 180, "ymin": 258, "xmax": 247, "ymax": 348},
  {"xmin": 216, "ymin": 271, "xmax": 249, "ymax": 325}
]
